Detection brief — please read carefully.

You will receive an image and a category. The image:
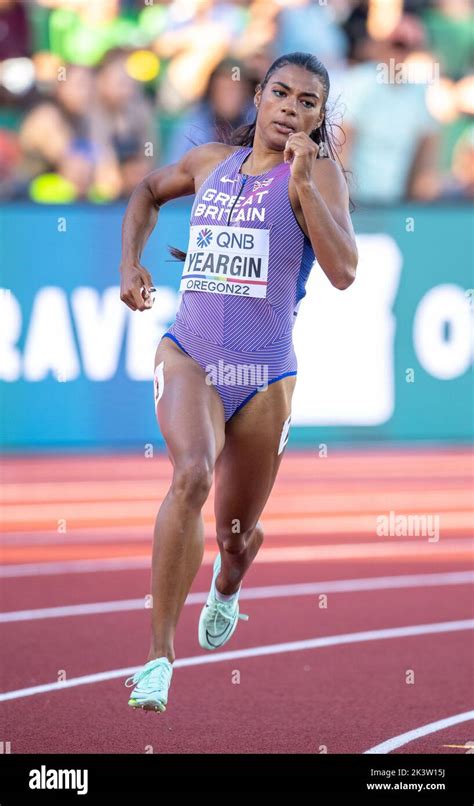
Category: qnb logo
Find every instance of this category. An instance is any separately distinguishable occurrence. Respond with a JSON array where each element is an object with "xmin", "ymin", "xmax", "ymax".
[
  {"xmin": 197, "ymin": 228, "xmax": 213, "ymax": 248},
  {"xmin": 216, "ymin": 231, "xmax": 254, "ymax": 250},
  {"xmin": 29, "ymin": 766, "xmax": 88, "ymax": 795}
]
